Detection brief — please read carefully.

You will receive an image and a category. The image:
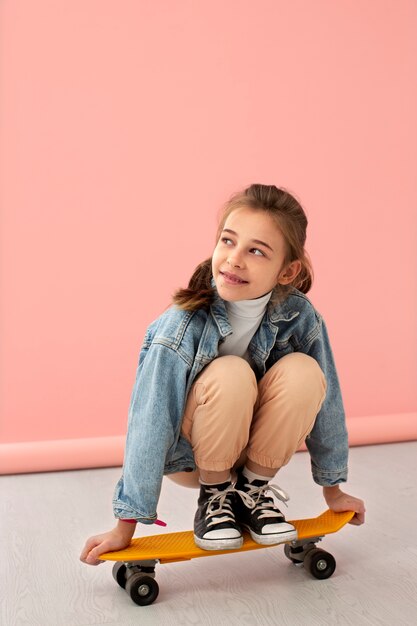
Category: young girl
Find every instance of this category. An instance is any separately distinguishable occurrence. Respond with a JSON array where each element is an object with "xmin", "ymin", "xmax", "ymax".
[{"xmin": 81, "ymin": 184, "xmax": 365, "ymax": 564}]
